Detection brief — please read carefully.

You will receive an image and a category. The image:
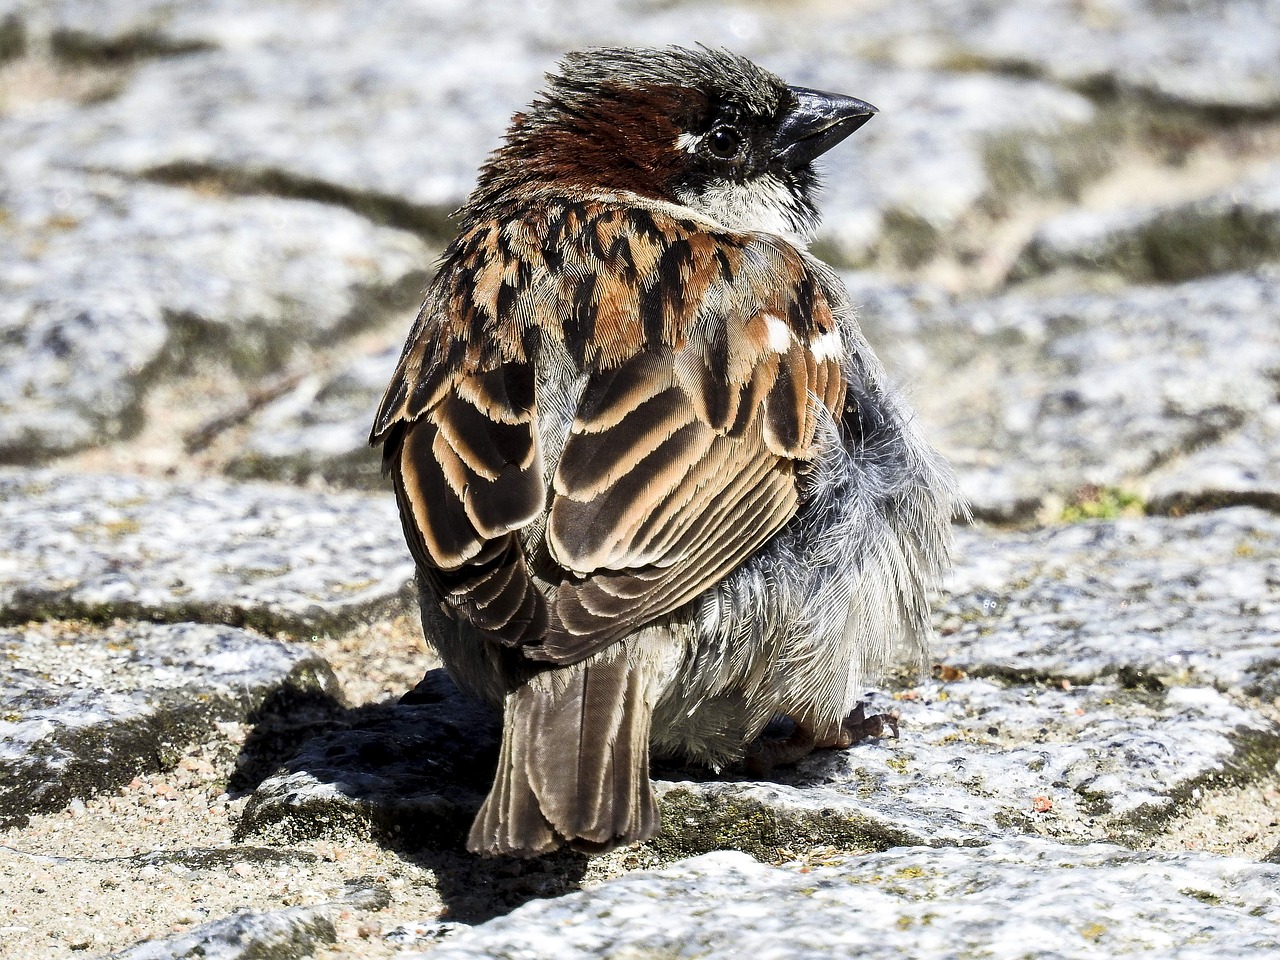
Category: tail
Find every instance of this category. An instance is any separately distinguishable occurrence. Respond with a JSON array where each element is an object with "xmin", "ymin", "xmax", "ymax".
[{"xmin": 468, "ymin": 652, "xmax": 660, "ymax": 857}]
